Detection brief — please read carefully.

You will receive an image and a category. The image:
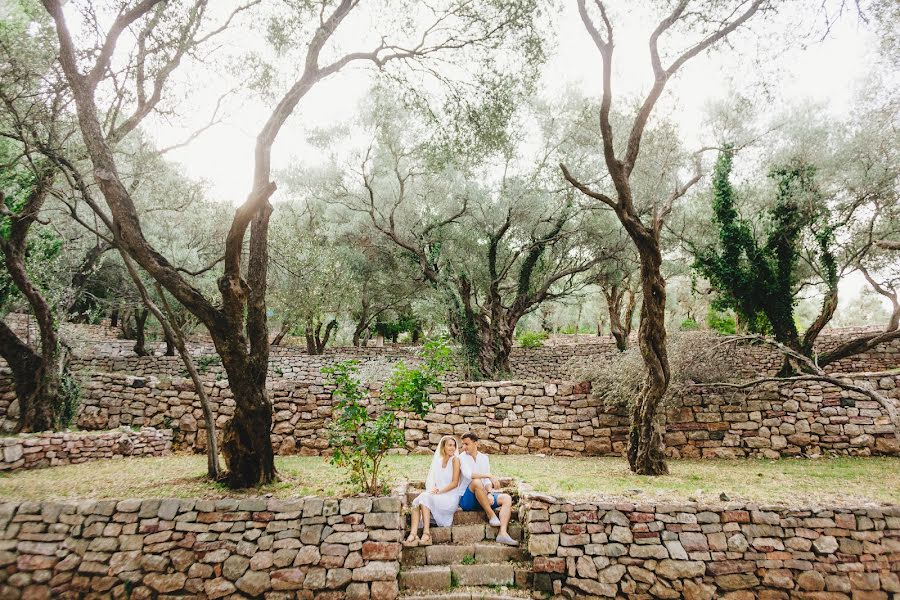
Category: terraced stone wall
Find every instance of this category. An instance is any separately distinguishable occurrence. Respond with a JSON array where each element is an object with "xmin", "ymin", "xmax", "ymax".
[
  {"xmin": 0, "ymin": 427, "xmax": 172, "ymax": 472},
  {"xmin": 663, "ymin": 375, "xmax": 900, "ymax": 458},
  {"xmin": 522, "ymin": 493, "xmax": 900, "ymax": 598},
  {"xmin": 68, "ymin": 346, "xmax": 422, "ymax": 382},
  {"xmin": 58, "ymin": 330, "xmax": 900, "ymax": 382},
  {"xmin": 55, "ymin": 371, "xmax": 900, "ymax": 459},
  {"xmin": 0, "ymin": 495, "xmax": 404, "ymax": 599},
  {"xmin": 510, "ymin": 331, "xmax": 900, "ymax": 380}
]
